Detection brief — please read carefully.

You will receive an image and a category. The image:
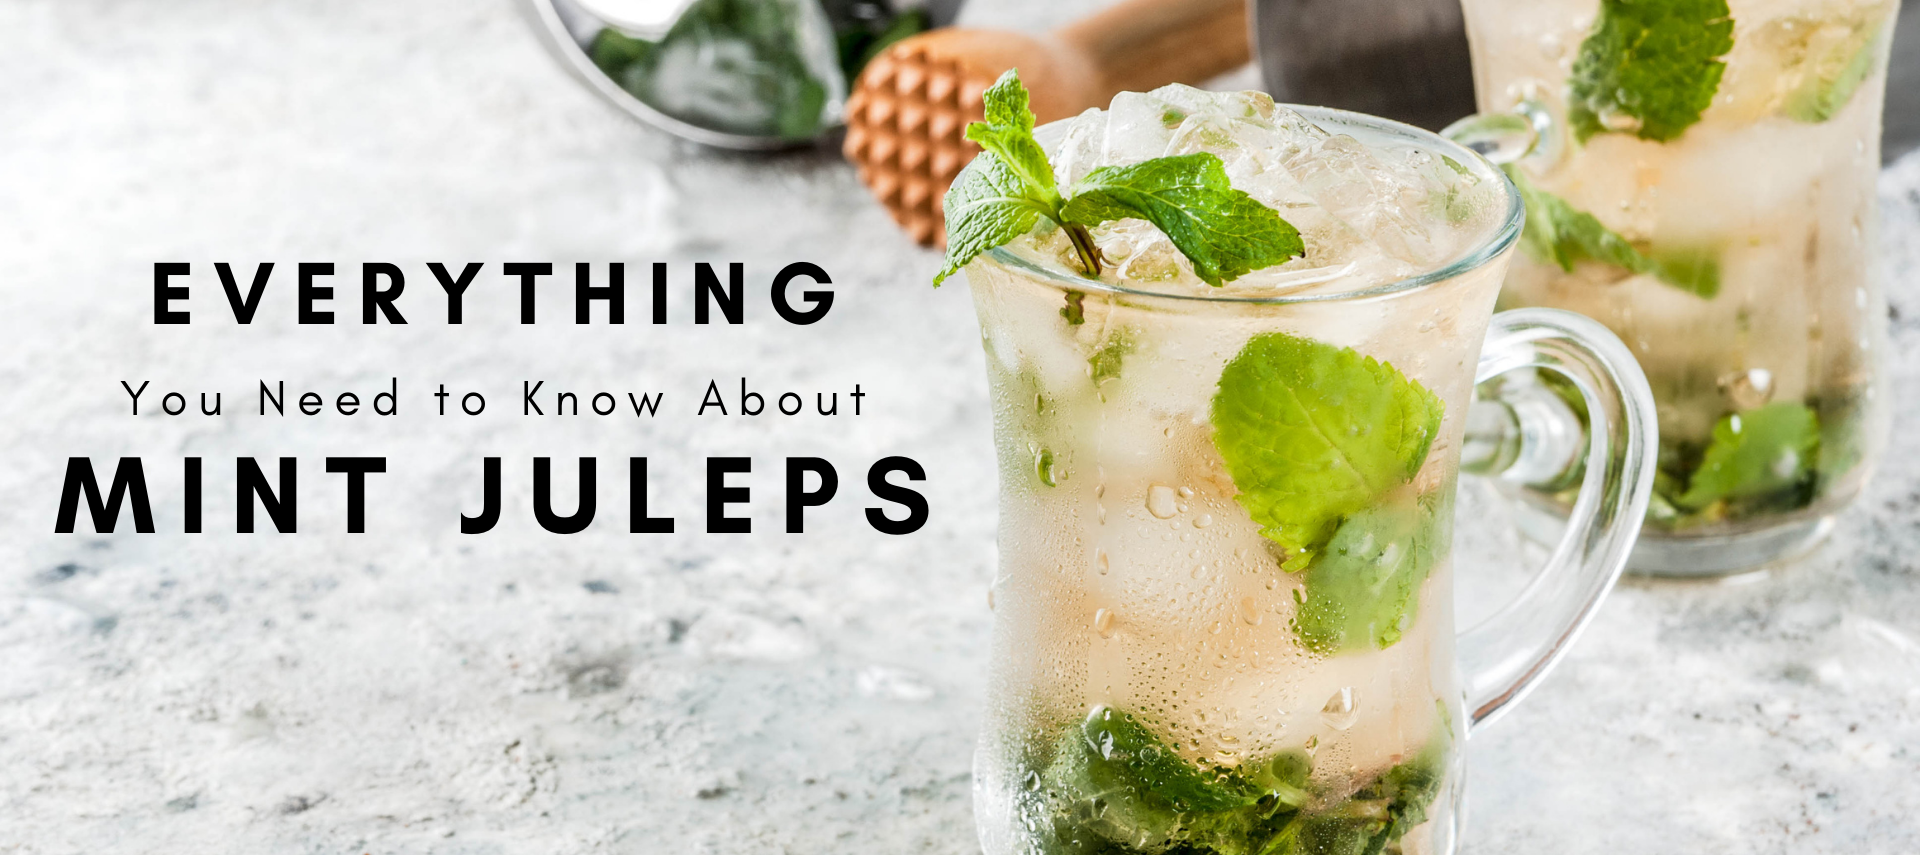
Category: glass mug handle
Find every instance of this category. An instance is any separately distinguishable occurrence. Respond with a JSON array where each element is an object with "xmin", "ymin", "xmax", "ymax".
[
  {"xmin": 1453, "ymin": 308, "xmax": 1658, "ymax": 729},
  {"xmin": 1443, "ymin": 99, "xmax": 1559, "ymax": 168}
]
